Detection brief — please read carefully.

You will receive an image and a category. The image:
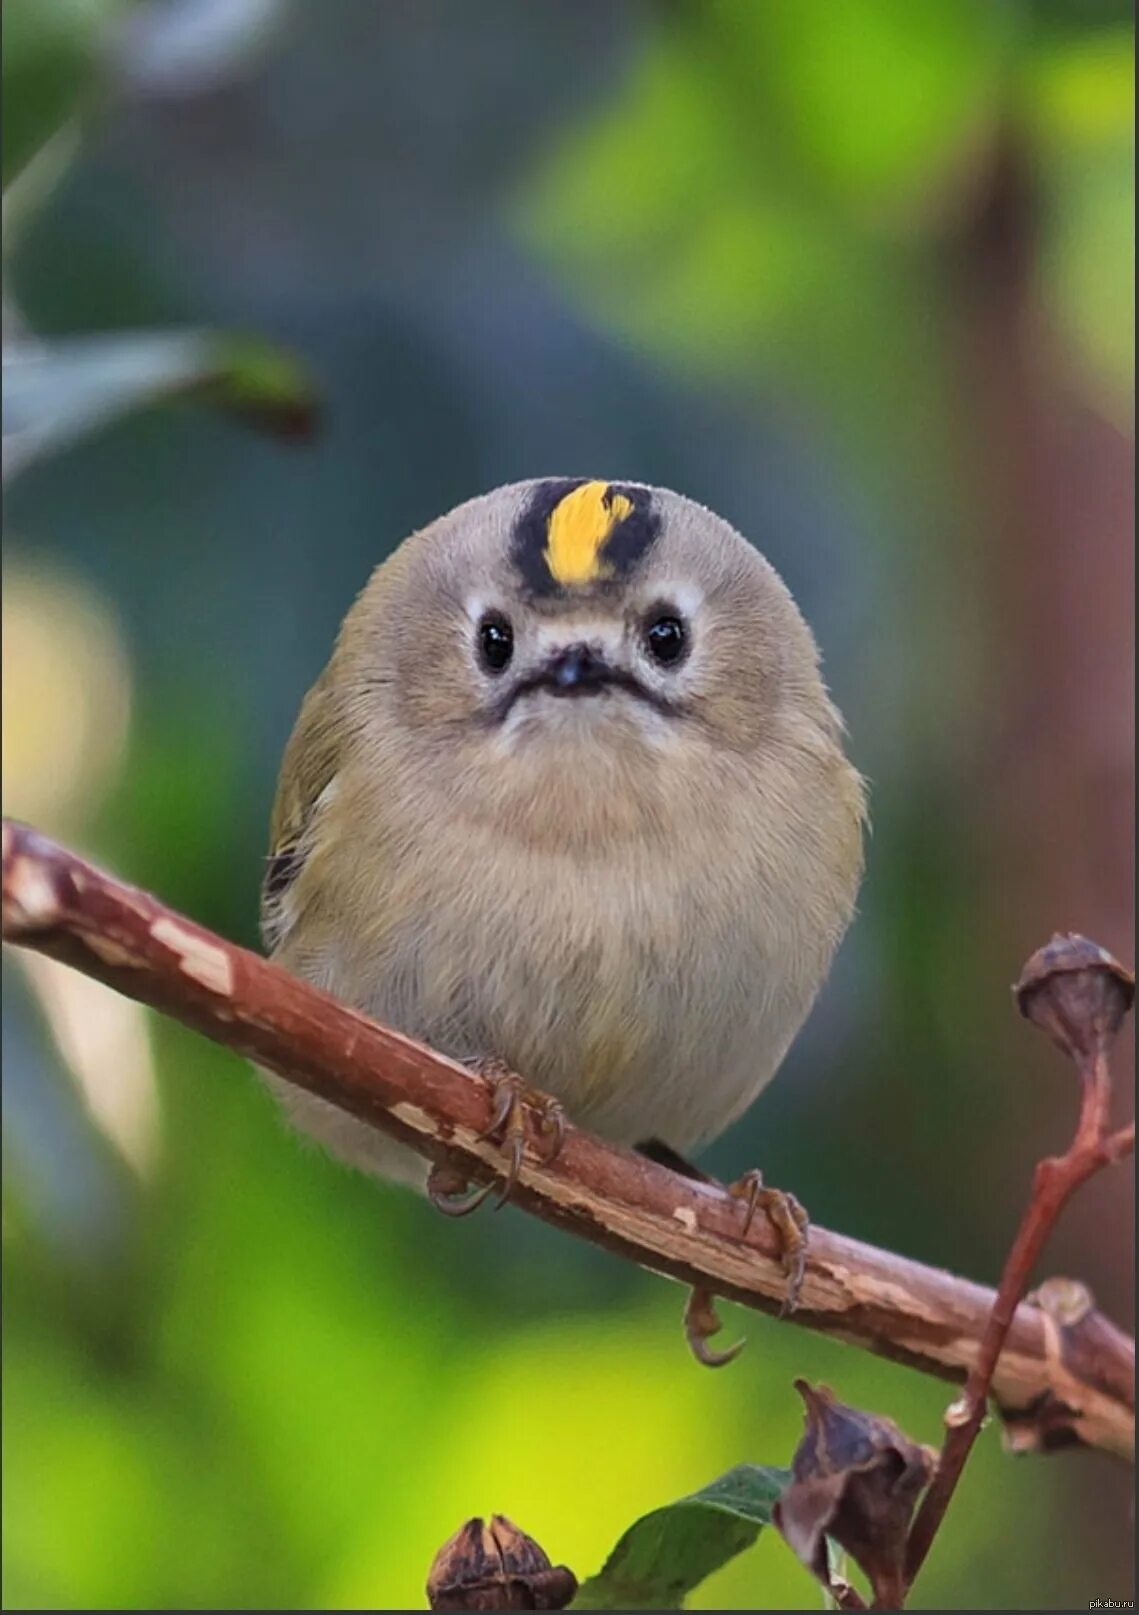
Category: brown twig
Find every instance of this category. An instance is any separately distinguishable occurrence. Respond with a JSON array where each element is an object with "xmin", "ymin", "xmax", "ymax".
[
  {"xmin": 3, "ymin": 821, "xmax": 1134, "ymax": 1467},
  {"xmin": 903, "ymin": 935, "xmax": 1135, "ymax": 1591}
]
